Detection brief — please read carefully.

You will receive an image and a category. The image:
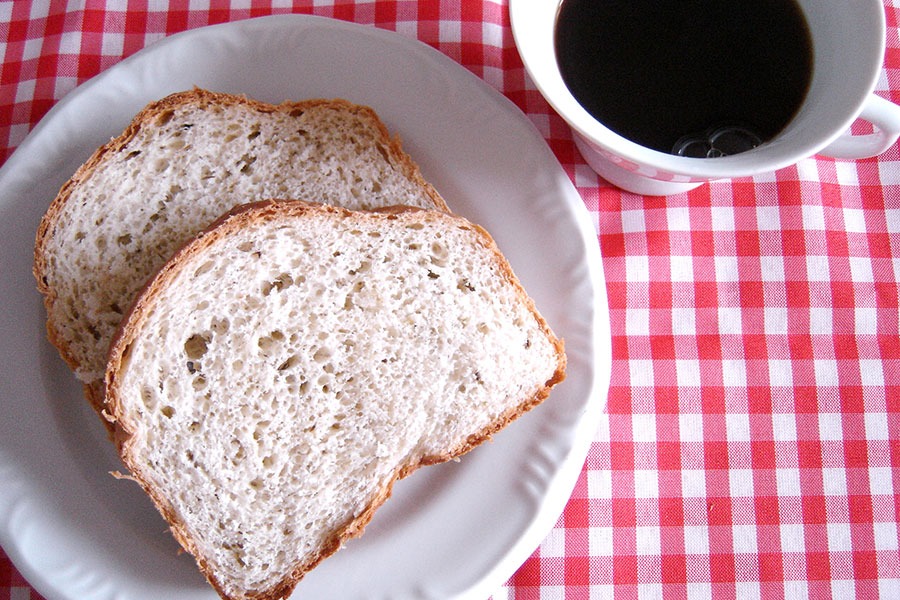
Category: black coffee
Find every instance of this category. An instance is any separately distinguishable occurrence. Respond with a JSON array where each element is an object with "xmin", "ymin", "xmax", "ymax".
[{"xmin": 555, "ymin": 0, "xmax": 813, "ymax": 157}]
